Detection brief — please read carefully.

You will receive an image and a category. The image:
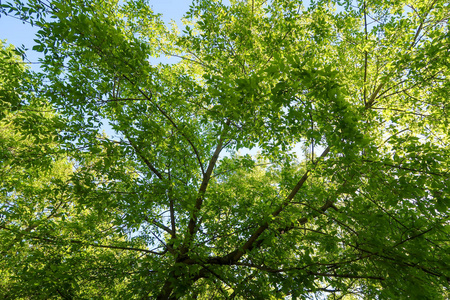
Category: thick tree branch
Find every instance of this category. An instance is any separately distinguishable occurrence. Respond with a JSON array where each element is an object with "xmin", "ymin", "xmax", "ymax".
[
  {"xmin": 169, "ymin": 193, "xmax": 176, "ymax": 239},
  {"xmin": 365, "ymin": 83, "xmax": 384, "ymax": 109},
  {"xmin": 183, "ymin": 135, "xmax": 226, "ymax": 247},
  {"xmin": 167, "ymin": 166, "xmax": 177, "ymax": 239}
]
